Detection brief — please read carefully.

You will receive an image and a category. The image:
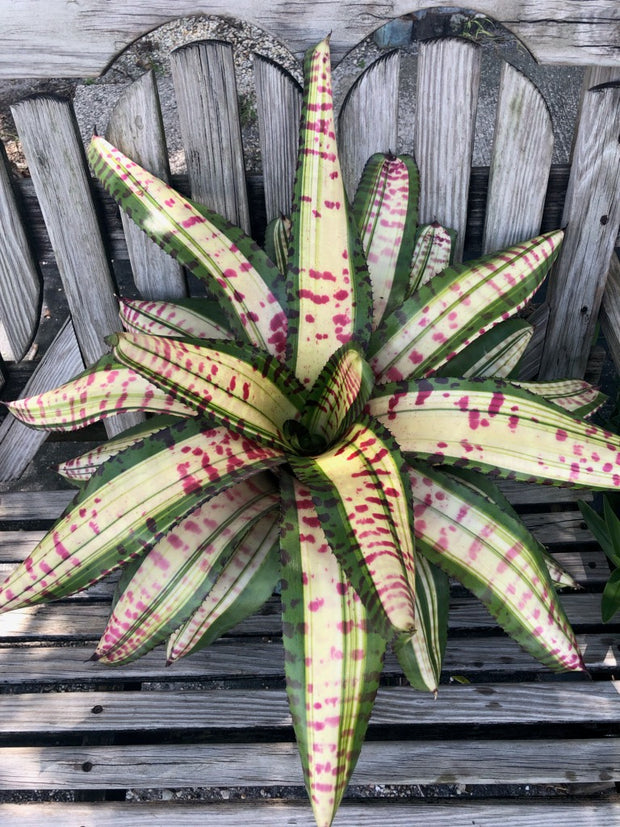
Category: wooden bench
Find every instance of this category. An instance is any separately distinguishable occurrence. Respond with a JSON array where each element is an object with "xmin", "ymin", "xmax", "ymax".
[{"xmin": 0, "ymin": 2, "xmax": 619, "ymax": 824}]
